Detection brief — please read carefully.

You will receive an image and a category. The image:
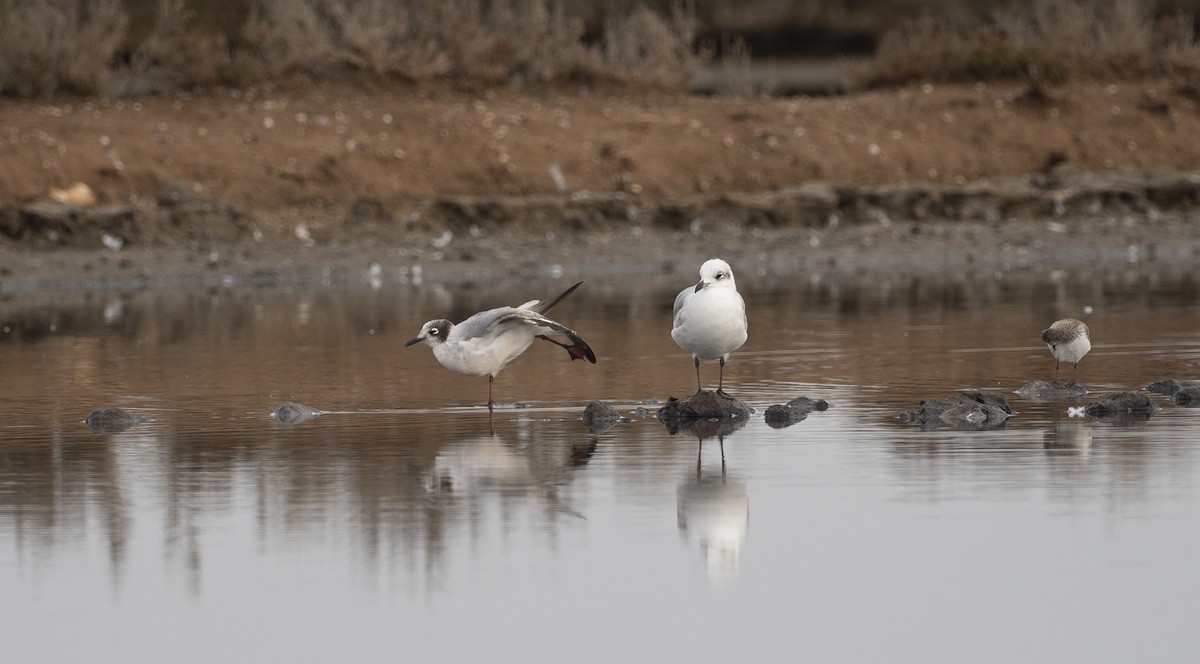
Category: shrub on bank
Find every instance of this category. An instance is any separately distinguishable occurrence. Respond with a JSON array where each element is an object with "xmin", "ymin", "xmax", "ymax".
[
  {"xmin": 864, "ymin": 0, "xmax": 1200, "ymax": 86},
  {"xmin": 0, "ymin": 0, "xmax": 704, "ymax": 97}
]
